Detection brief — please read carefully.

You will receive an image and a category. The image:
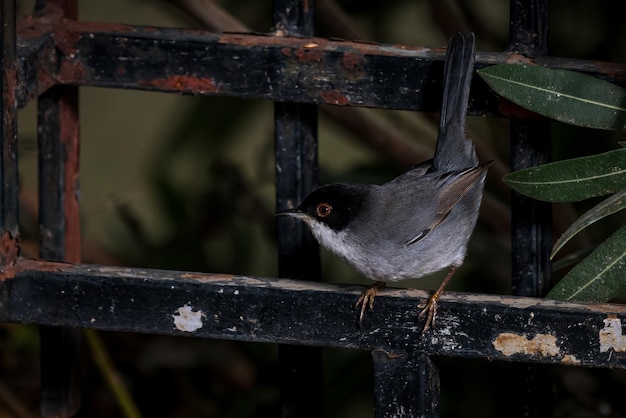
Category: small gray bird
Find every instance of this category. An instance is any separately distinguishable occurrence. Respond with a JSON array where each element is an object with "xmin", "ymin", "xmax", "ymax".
[{"xmin": 277, "ymin": 33, "xmax": 490, "ymax": 333}]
